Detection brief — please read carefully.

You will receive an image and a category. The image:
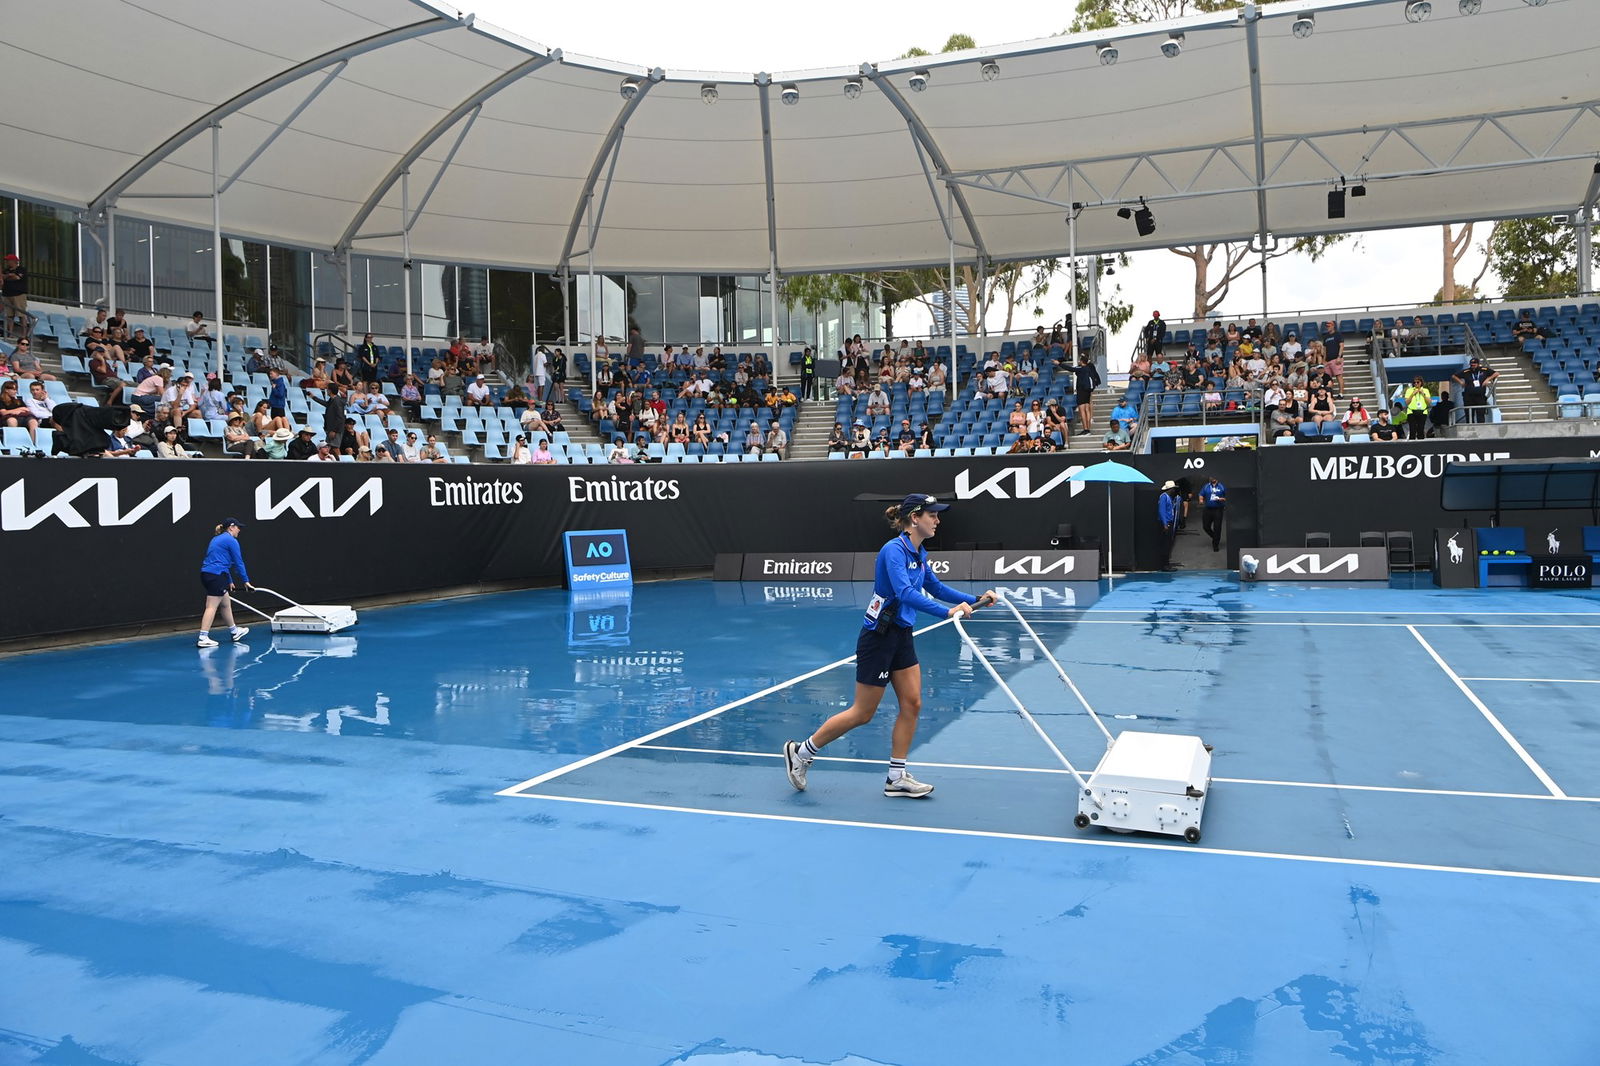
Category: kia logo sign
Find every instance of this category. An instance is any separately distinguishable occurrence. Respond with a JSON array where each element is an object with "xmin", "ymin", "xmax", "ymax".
[
  {"xmin": 1, "ymin": 476, "xmax": 190, "ymax": 531},
  {"xmin": 1244, "ymin": 547, "xmax": 1389, "ymax": 581}
]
